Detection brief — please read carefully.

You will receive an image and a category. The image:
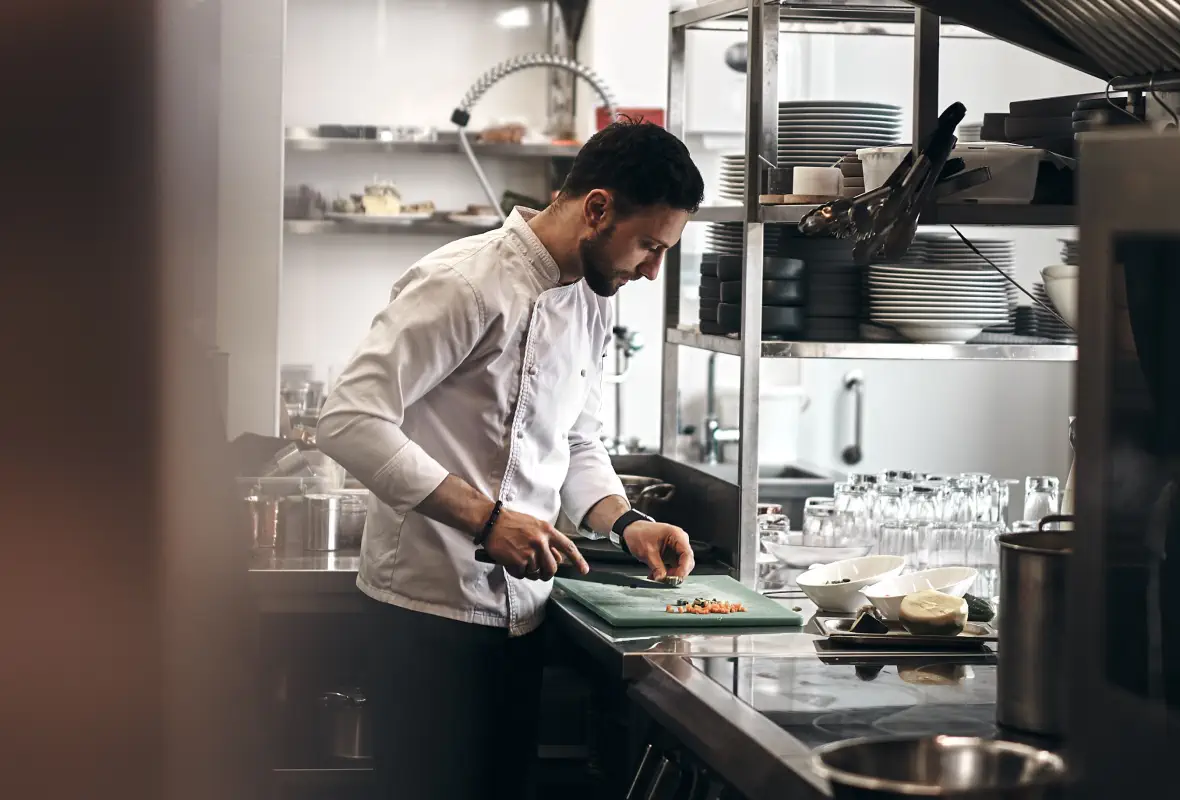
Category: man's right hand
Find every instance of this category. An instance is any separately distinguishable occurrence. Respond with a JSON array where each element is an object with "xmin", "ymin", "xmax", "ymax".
[{"xmin": 483, "ymin": 509, "xmax": 589, "ymax": 581}]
